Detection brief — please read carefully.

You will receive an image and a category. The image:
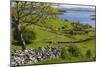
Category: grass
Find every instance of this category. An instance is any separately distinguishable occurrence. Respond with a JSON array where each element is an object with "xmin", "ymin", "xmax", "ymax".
[
  {"xmin": 11, "ymin": 25, "xmax": 96, "ymax": 51},
  {"xmin": 11, "ymin": 17, "xmax": 96, "ymax": 64},
  {"xmin": 34, "ymin": 58, "xmax": 81, "ymax": 65},
  {"xmin": 33, "ymin": 39, "xmax": 96, "ymax": 65},
  {"xmin": 77, "ymin": 39, "xmax": 96, "ymax": 57},
  {"xmin": 34, "ymin": 56, "xmax": 94, "ymax": 65}
]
